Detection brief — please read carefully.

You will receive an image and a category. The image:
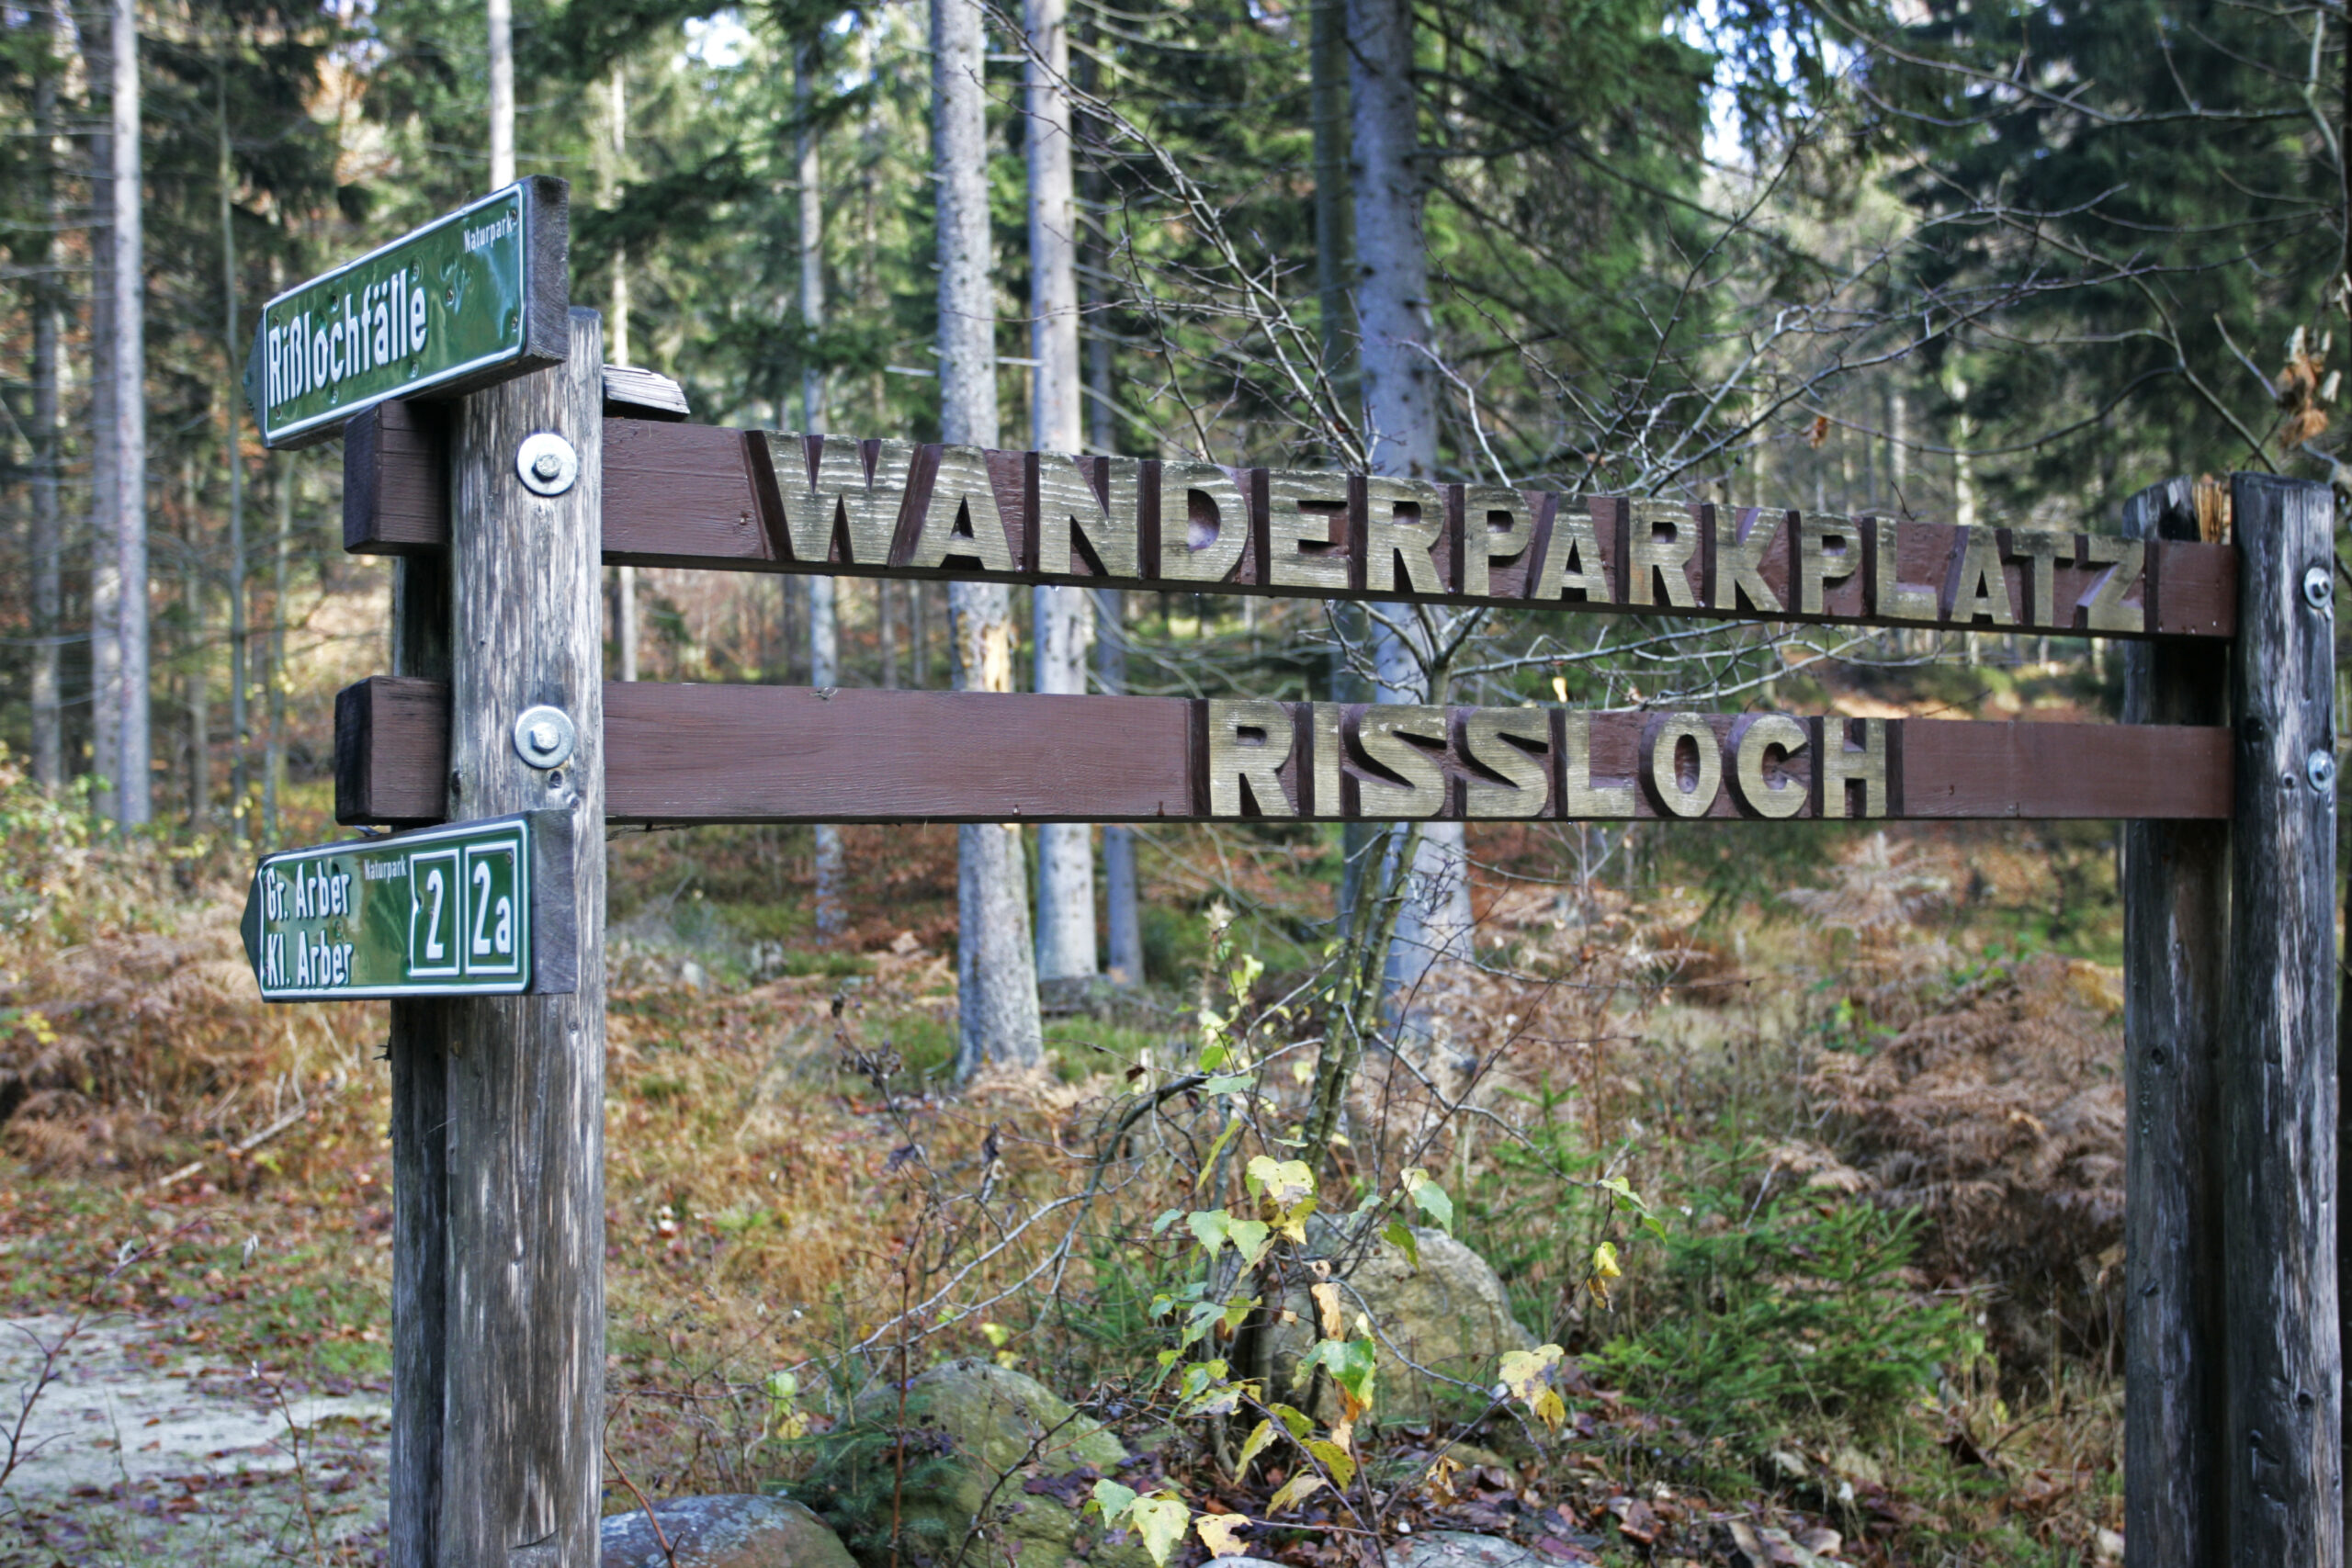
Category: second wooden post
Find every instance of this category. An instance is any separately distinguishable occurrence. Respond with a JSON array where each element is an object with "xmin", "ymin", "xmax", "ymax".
[
  {"xmin": 2222, "ymin": 472, "xmax": 2341, "ymax": 1564},
  {"xmin": 389, "ymin": 309, "xmax": 607, "ymax": 1568}
]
